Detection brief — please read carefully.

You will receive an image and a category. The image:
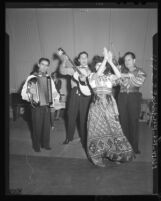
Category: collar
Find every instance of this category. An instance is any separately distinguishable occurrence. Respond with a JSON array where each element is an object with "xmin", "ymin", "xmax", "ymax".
[{"xmin": 38, "ymin": 72, "xmax": 49, "ymax": 77}]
